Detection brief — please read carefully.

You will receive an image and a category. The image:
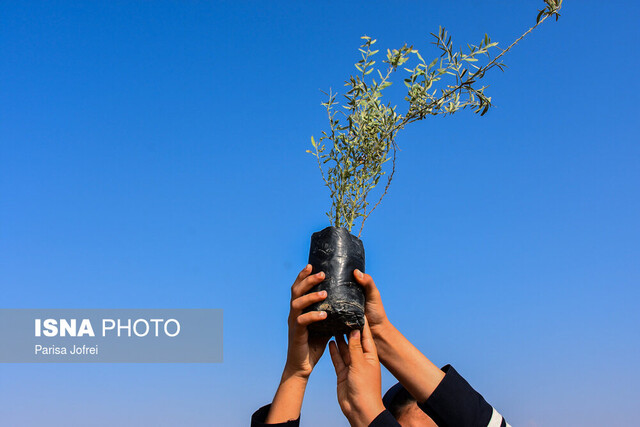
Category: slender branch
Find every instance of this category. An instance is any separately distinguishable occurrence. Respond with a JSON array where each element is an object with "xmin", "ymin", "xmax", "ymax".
[
  {"xmin": 405, "ymin": 9, "xmax": 556, "ymax": 124},
  {"xmin": 313, "ymin": 143, "xmax": 329, "ymax": 190},
  {"xmin": 472, "ymin": 11, "xmax": 552, "ymax": 80},
  {"xmin": 309, "ymin": 1, "xmax": 561, "ymax": 235},
  {"xmin": 359, "ymin": 142, "xmax": 397, "ymax": 237}
]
